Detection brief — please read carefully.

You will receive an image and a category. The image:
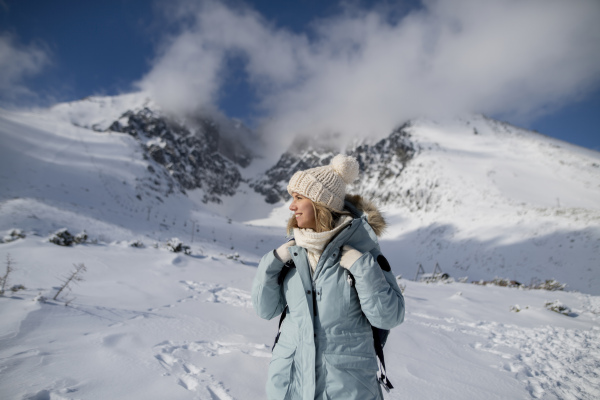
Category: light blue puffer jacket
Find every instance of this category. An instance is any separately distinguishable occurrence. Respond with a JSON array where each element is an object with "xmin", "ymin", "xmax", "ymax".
[{"xmin": 252, "ymin": 196, "xmax": 405, "ymax": 400}]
